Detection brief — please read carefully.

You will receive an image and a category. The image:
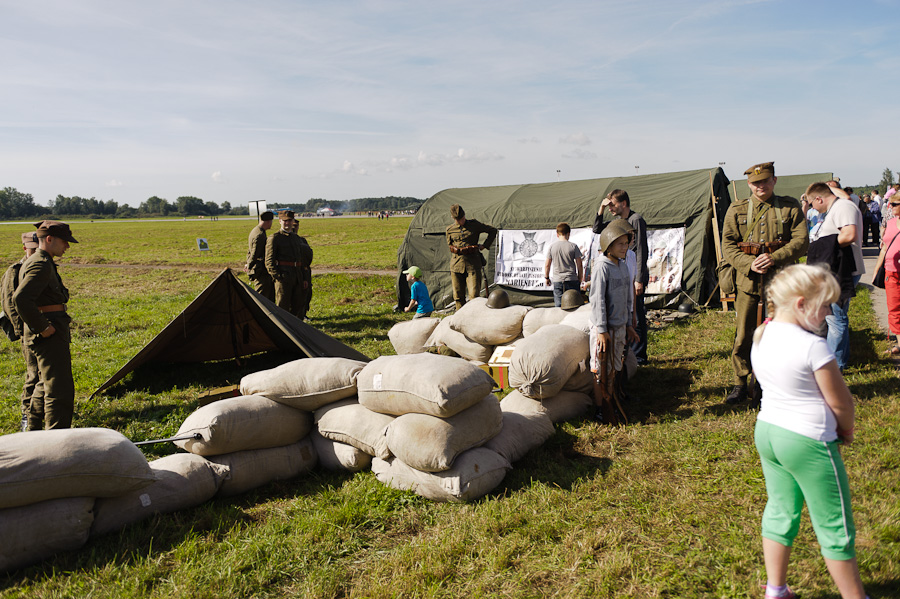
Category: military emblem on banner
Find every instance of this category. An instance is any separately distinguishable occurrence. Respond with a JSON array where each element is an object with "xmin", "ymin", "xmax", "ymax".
[{"xmin": 512, "ymin": 232, "xmax": 544, "ymax": 259}]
